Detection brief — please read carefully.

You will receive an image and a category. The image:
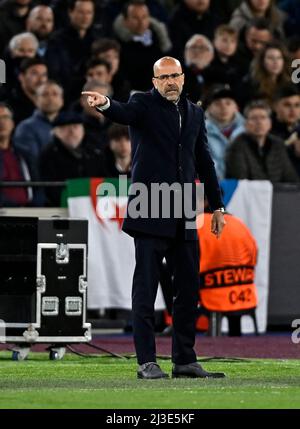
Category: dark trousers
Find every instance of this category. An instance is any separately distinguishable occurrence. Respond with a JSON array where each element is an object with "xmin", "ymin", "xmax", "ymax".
[{"xmin": 132, "ymin": 225, "xmax": 200, "ymax": 365}]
